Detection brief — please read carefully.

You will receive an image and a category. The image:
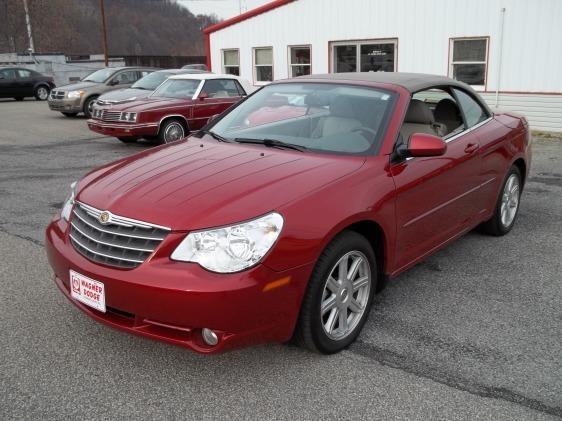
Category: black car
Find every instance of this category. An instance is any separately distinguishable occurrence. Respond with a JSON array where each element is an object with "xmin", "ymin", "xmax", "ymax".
[{"xmin": 0, "ymin": 67, "xmax": 56, "ymax": 101}]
